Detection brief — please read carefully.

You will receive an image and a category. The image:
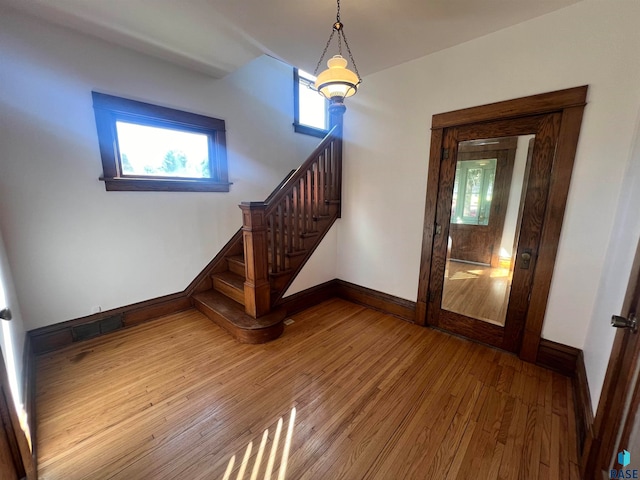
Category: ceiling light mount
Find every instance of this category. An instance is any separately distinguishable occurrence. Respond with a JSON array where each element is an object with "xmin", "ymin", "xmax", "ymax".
[{"xmin": 313, "ymin": 0, "xmax": 362, "ymax": 104}]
